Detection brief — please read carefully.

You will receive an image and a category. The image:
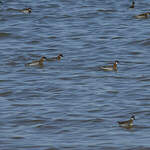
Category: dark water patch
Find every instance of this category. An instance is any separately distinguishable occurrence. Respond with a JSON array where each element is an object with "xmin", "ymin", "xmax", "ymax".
[
  {"xmin": 6, "ymin": 8, "xmax": 19, "ymax": 12},
  {"xmin": 45, "ymin": 147, "xmax": 59, "ymax": 150},
  {"xmin": 107, "ymin": 90, "xmax": 119, "ymax": 94},
  {"xmin": 128, "ymin": 51, "xmax": 142, "ymax": 55},
  {"xmin": 11, "ymin": 136, "xmax": 24, "ymax": 139},
  {"xmin": 6, "ymin": 61, "xmax": 18, "ymax": 66},
  {"xmin": 97, "ymin": 9, "xmax": 116, "ymax": 13},
  {"xmin": 112, "ymin": 36, "xmax": 124, "ymax": 40},
  {"xmin": 0, "ymin": 32, "xmax": 11, "ymax": 38},
  {"xmin": 45, "ymin": 146, "xmax": 59, "ymax": 150},
  {"xmin": 17, "ymin": 145, "xmax": 48, "ymax": 150},
  {"xmin": 79, "ymin": 12, "xmax": 99, "ymax": 19},
  {"xmin": 96, "ymin": 146, "xmax": 117, "ymax": 150},
  {"xmin": 127, "ymin": 39, "xmax": 145, "ymax": 45},
  {"xmin": 0, "ymin": 18, "xmax": 7, "ymax": 21},
  {"xmin": 0, "ymin": 79, "xmax": 13, "ymax": 83},
  {"xmin": 35, "ymin": 124, "xmax": 57, "ymax": 130},
  {"xmin": 11, "ymin": 119, "xmax": 46, "ymax": 126},
  {"xmin": 141, "ymin": 39, "xmax": 150, "ymax": 46},
  {"xmin": 138, "ymin": 77, "xmax": 150, "ymax": 82},
  {"xmin": 61, "ymin": 14, "xmax": 73, "ymax": 19},
  {"xmin": 11, "ymin": 103, "xmax": 43, "ymax": 107},
  {"xmin": 87, "ymin": 109, "xmax": 101, "ymax": 113},
  {"xmin": 127, "ymin": 146, "xmax": 150, "ymax": 150},
  {"xmin": 26, "ymin": 40, "xmax": 40, "ymax": 45},
  {"xmin": 0, "ymin": 91, "xmax": 12, "ymax": 97},
  {"xmin": 60, "ymin": 75, "xmax": 91, "ymax": 81}
]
